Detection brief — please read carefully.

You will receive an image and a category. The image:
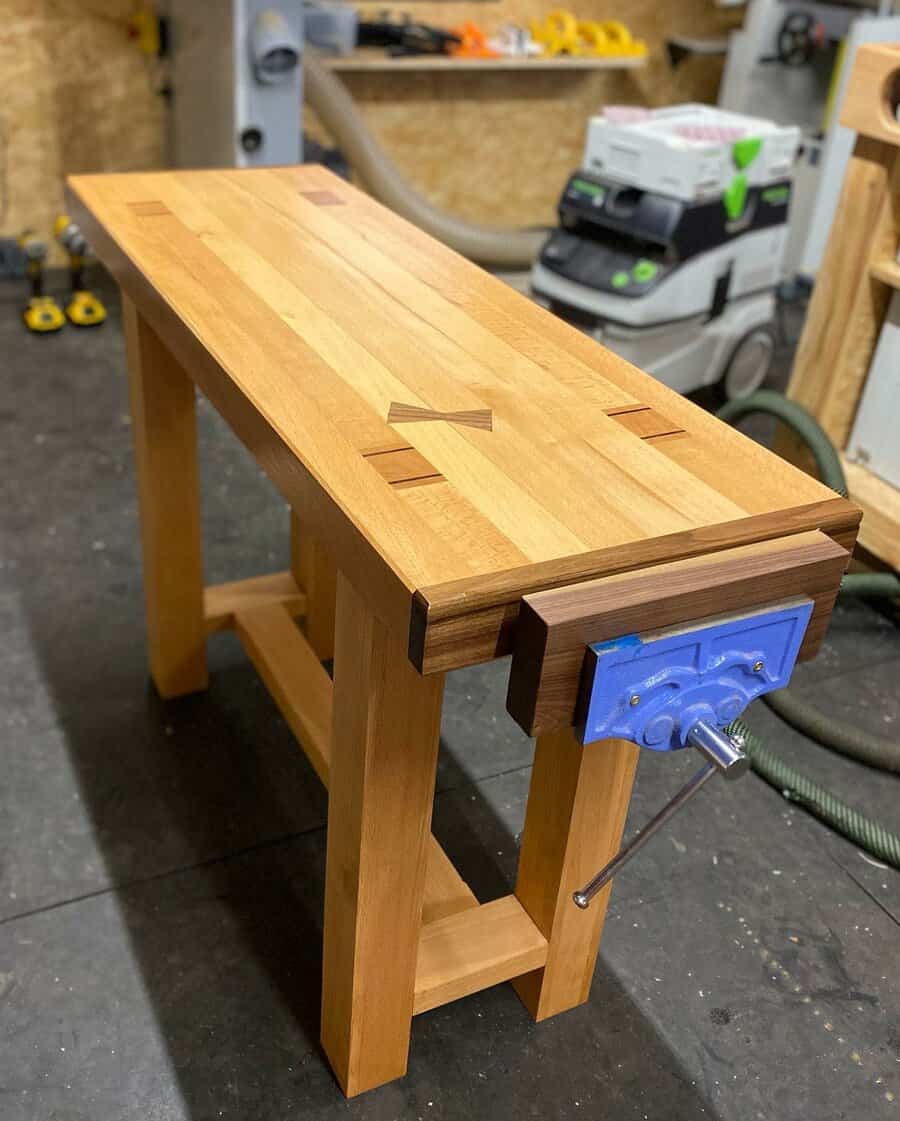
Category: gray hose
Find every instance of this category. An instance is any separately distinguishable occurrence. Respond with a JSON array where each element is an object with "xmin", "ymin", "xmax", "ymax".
[
  {"xmin": 764, "ymin": 689, "xmax": 900, "ymax": 773},
  {"xmin": 305, "ymin": 52, "xmax": 545, "ymax": 268},
  {"xmin": 729, "ymin": 718, "xmax": 900, "ymax": 869}
]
